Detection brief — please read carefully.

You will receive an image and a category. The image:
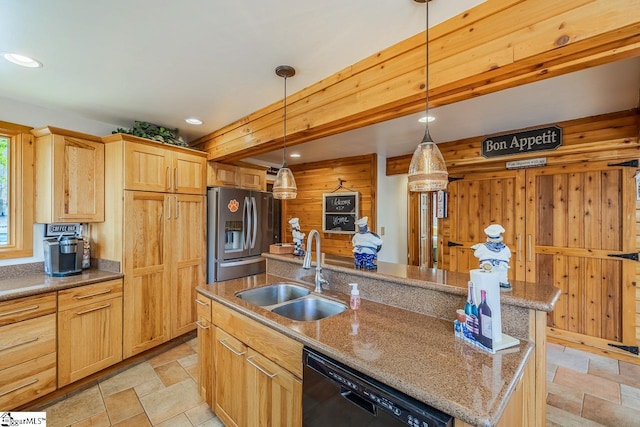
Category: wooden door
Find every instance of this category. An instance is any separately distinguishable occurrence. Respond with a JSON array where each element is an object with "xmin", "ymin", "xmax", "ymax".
[
  {"xmin": 170, "ymin": 194, "xmax": 206, "ymax": 337},
  {"xmin": 245, "ymin": 348, "xmax": 302, "ymax": 427},
  {"xmin": 215, "ymin": 328, "xmax": 246, "ymax": 427},
  {"xmin": 173, "ymin": 151, "xmax": 207, "ymax": 195},
  {"xmin": 446, "ymin": 170, "xmax": 524, "ymax": 281},
  {"xmin": 124, "ymin": 142, "xmax": 171, "ymax": 192},
  {"xmin": 57, "ymin": 296, "xmax": 123, "ymax": 386},
  {"xmin": 526, "ymin": 161, "xmax": 637, "ymax": 354},
  {"xmin": 123, "ymin": 191, "xmax": 171, "ymax": 358}
]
